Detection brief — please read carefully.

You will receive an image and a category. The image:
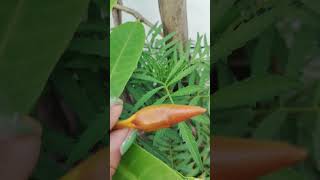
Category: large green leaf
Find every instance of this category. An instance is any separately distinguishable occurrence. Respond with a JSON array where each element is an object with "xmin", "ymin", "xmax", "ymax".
[
  {"xmin": 0, "ymin": 0, "xmax": 90, "ymax": 115},
  {"xmin": 110, "ymin": 22, "xmax": 145, "ymax": 97},
  {"xmin": 113, "ymin": 144, "xmax": 185, "ymax": 180}
]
